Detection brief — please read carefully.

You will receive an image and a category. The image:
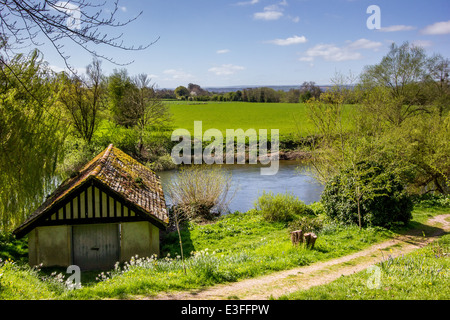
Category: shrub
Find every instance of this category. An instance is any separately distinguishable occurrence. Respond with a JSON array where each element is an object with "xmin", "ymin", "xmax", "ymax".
[
  {"xmin": 165, "ymin": 165, "xmax": 234, "ymax": 221},
  {"xmin": 308, "ymin": 201, "xmax": 326, "ymax": 216},
  {"xmin": 254, "ymin": 192, "xmax": 313, "ymax": 223},
  {"xmin": 288, "ymin": 215, "xmax": 324, "ymax": 234},
  {"xmin": 146, "ymin": 154, "xmax": 177, "ymax": 172},
  {"xmin": 321, "ymin": 161, "xmax": 413, "ymax": 228},
  {"xmin": 412, "ymin": 193, "xmax": 450, "ymax": 208}
]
